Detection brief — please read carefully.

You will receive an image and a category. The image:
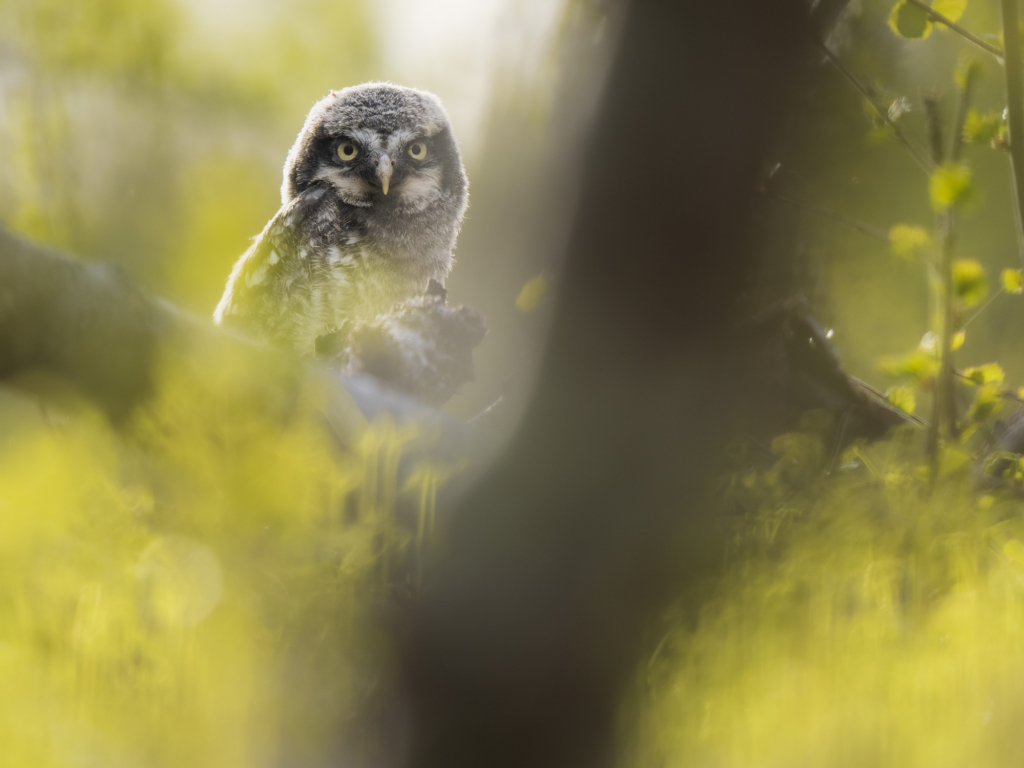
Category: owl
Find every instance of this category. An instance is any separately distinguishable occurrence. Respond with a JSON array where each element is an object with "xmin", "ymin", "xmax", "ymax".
[{"xmin": 213, "ymin": 83, "xmax": 469, "ymax": 355}]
